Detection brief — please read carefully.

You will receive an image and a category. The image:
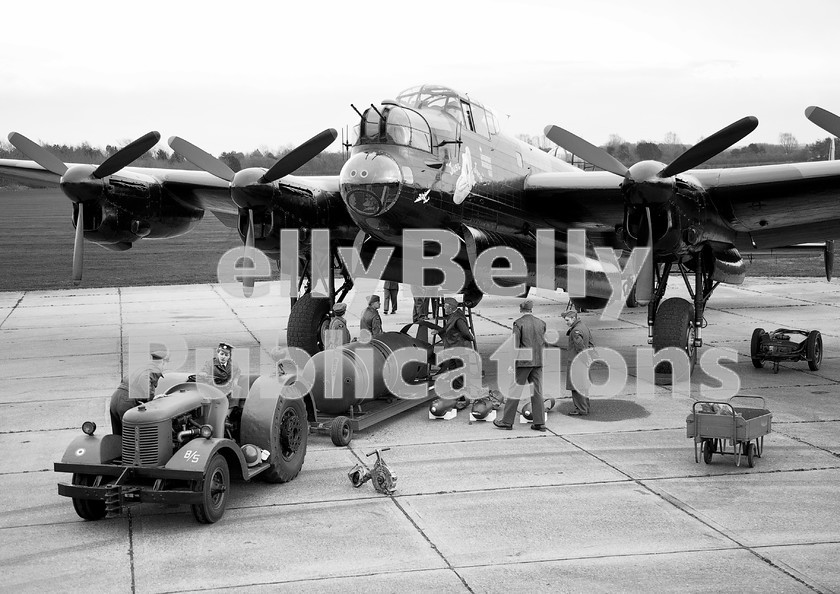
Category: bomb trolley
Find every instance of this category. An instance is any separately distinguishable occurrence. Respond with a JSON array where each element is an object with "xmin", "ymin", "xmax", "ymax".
[
  {"xmin": 307, "ymin": 322, "xmax": 439, "ymax": 446},
  {"xmin": 686, "ymin": 396, "xmax": 773, "ymax": 468}
]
